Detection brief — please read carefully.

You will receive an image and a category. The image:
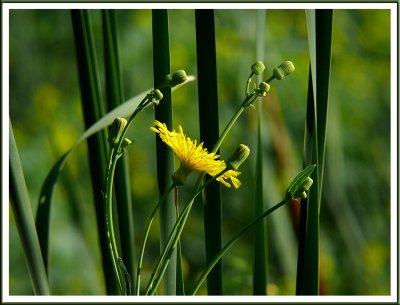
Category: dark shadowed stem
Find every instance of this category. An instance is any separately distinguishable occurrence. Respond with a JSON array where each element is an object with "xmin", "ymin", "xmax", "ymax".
[
  {"xmin": 195, "ymin": 9, "xmax": 223, "ymax": 295},
  {"xmin": 296, "ymin": 9, "xmax": 332, "ymax": 295},
  {"xmin": 71, "ymin": 9, "xmax": 119, "ymax": 294},
  {"xmin": 152, "ymin": 9, "xmax": 176, "ymax": 295}
]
